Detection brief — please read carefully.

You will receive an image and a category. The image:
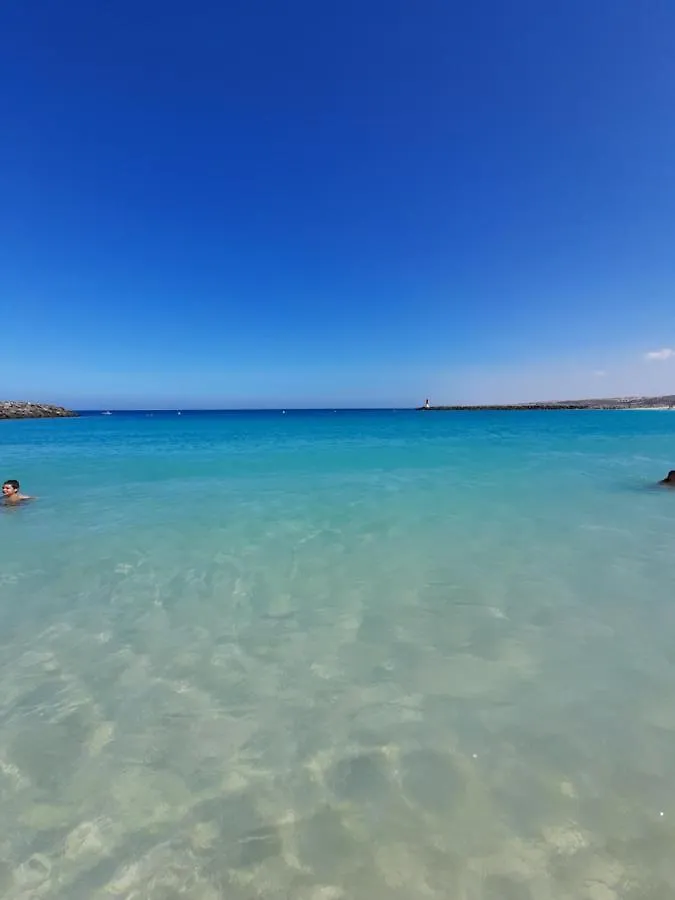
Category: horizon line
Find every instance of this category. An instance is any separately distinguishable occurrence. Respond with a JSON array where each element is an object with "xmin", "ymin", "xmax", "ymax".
[{"xmin": 75, "ymin": 407, "xmax": 415, "ymax": 412}]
